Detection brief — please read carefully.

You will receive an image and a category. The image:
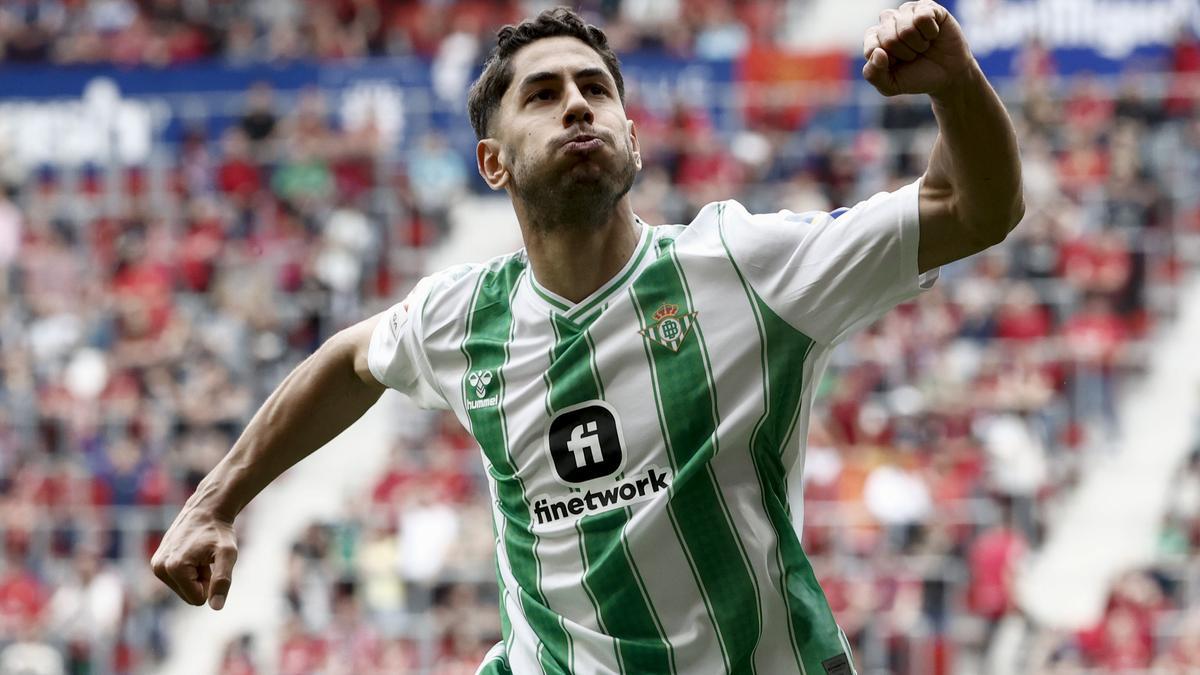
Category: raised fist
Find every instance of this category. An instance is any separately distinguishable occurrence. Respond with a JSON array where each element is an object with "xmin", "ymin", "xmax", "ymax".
[
  {"xmin": 862, "ymin": 1, "xmax": 975, "ymax": 98},
  {"xmin": 150, "ymin": 506, "xmax": 239, "ymax": 610}
]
